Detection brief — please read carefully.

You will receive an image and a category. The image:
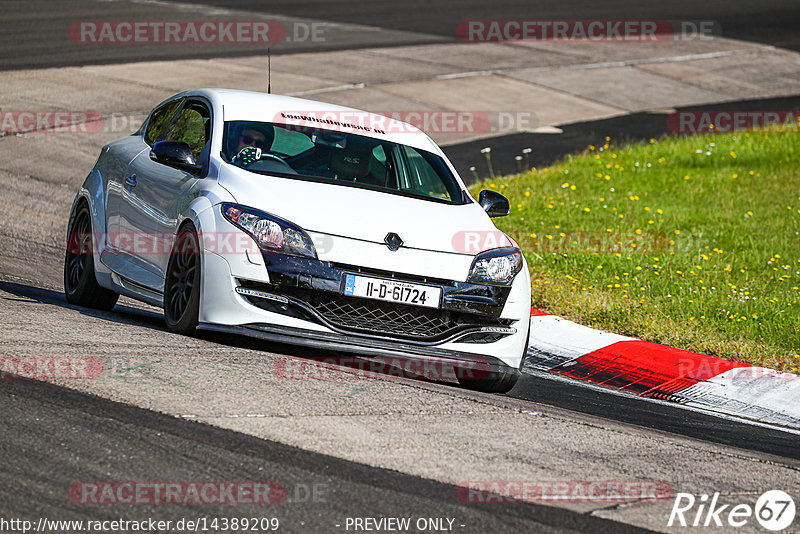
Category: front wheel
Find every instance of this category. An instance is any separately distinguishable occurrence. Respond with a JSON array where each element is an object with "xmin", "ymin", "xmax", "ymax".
[
  {"xmin": 164, "ymin": 224, "xmax": 201, "ymax": 334},
  {"xmin": 457, "ymin": 337, "xmax": 528, "ymax": 394},
  {"xmin": 64, "ymin": 203, "xmax": 119, "ymax": 310},
  {"xmin": 458, "ymin": 369, "xmax": 520, "ymax": 394}
]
